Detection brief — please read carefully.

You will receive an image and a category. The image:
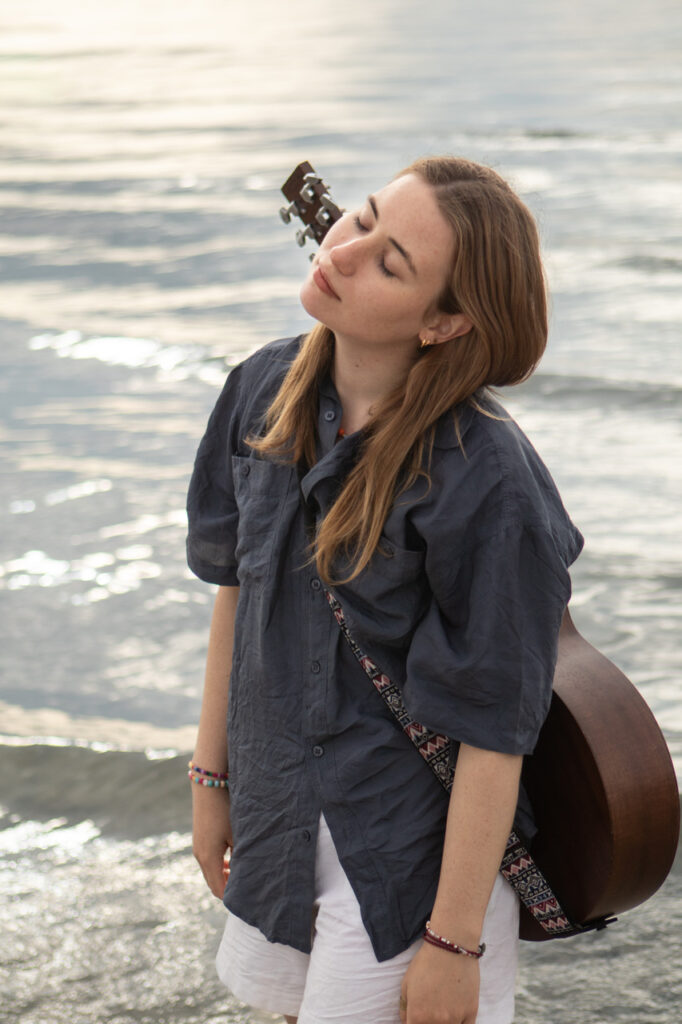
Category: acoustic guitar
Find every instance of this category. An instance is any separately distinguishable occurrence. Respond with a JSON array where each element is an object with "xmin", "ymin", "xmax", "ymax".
[
  {"xmin": 521, "ymin": 609, "xmax": 679, "ymax": 939},
  {"xmin": 279, "ymin": 162, "xmax": 680, "ymax": 940}
]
